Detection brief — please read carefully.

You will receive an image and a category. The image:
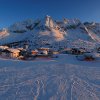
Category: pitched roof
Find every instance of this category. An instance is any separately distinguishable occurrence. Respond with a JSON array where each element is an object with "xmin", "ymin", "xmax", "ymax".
[{"xmin": 7, "ymin": 48, "xmax": 20, "ymax": 53}]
